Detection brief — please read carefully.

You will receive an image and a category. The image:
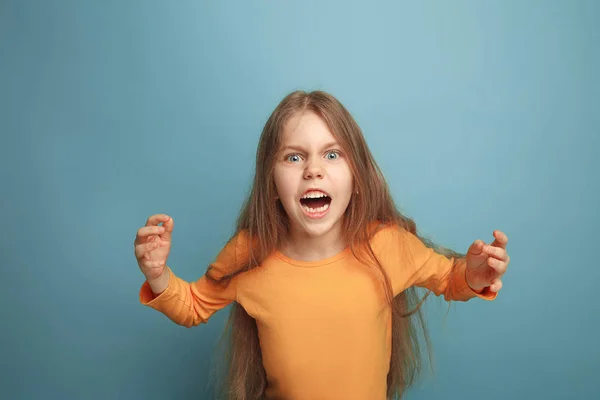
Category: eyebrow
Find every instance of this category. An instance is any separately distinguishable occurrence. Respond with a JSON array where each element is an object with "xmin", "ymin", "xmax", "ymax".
[{"xmin": 280, "ymin": 141, "xmax": 340, "ymax": 153}]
